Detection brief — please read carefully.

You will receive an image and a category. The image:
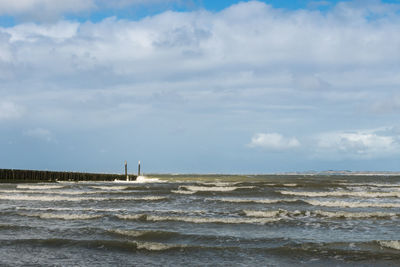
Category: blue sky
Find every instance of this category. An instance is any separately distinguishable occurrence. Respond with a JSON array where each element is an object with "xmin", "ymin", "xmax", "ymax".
[{"xmin": 0, "ymin": 0, "xmax": 400, "ymax": 174}]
